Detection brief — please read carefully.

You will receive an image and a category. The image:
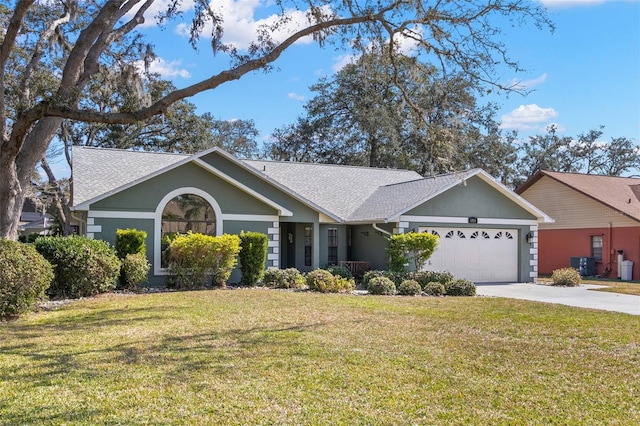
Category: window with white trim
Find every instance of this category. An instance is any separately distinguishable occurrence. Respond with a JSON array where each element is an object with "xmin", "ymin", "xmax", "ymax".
[
  {"xmin": 161, "ymin": 194, "xmax": 216, "ymax": 267},
  {"xmin": 591, "ymin": 235, "xmax": 603, "ymax": 261}
]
